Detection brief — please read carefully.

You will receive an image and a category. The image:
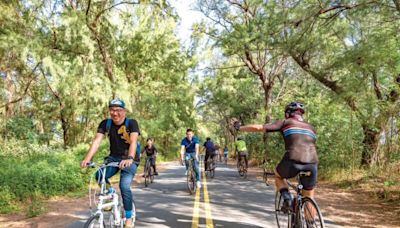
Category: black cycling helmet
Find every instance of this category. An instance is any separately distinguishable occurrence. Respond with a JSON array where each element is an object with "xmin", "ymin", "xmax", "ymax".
[{"xmin": 285, "ymin": 101, "xmax": 305, "ymax": 114}]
